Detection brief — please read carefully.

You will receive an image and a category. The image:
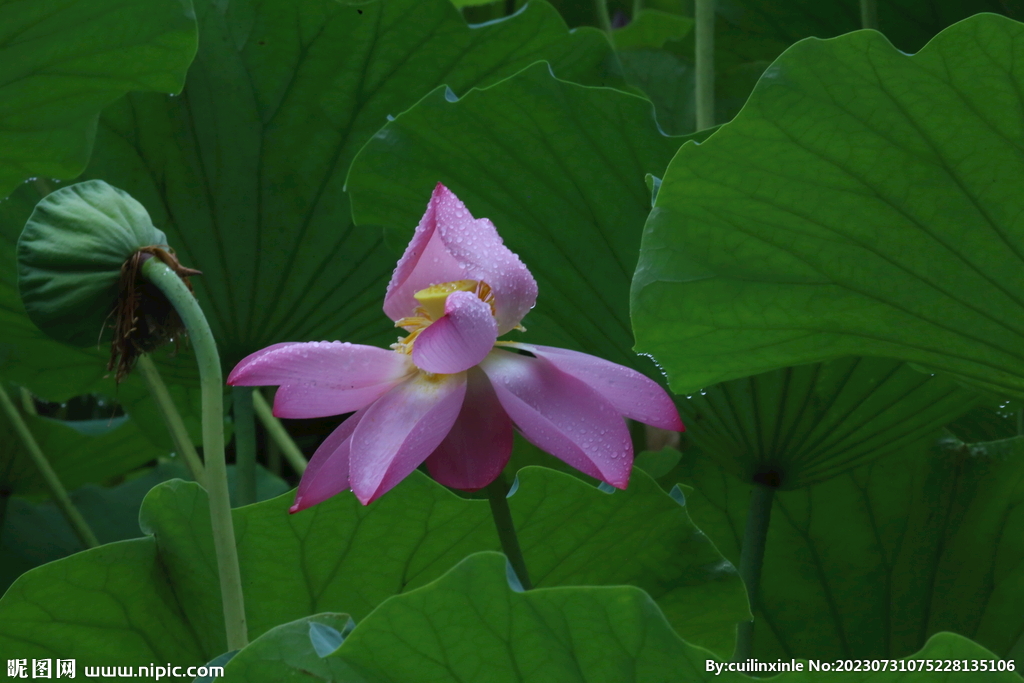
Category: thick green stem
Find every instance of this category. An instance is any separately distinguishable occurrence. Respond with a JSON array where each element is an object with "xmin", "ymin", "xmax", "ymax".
[
  {"xmin": 734, "ymin": 483, "xmax": 775, "ymax": 661},
  {"xmin": 695, "ymin": 0, "xmax": 715, "ymax": 130},
  {"xmin": 484, "ymin": 473, "xmax": 532, "ymax": 590},
  {"xmin": 859, "ymin": 0, "xmax": 878, "ymax": 30},
  {"xmin": 0, "ymin": 381, "xmax": 99, "ymax": 549},
  {"xmin": 140, "ymin": 257, "xmax": 248, "ymax": 650},
  {"xmin": 19, "ymin": 387, "xmax": 37, "ymax": 415},
  {"xmin": 232, "ymin": 387, "xmax": 257, "ymax": 506},
  {"xmin": 594, "ymin": 0, "xmax": 612, "ymax": 34},
  {"xmin": 252, "ymin": 390, "xmax": 307, "ymax": 474},
  {"xmin": 136, "ymin": 355, "xmax": 205, "ymax": 485},
  {"xmin": 632, "ymin": 0, "xmax": 643, "ymax": 20}
]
